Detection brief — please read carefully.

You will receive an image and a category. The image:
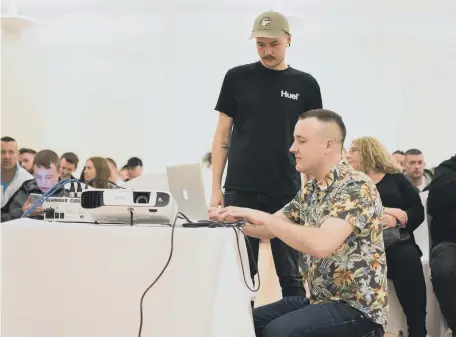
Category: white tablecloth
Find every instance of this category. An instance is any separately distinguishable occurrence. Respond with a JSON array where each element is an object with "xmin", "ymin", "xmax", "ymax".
[{"xmin": 1, "ymin": 219, "xmax": 255, "ymax": 337}]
